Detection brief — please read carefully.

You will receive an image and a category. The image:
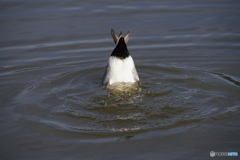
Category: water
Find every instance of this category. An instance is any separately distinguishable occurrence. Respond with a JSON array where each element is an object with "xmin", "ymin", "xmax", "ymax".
[{"xmin": 1, "ymin": 0, "xmax": 240, "ymax": 159}]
